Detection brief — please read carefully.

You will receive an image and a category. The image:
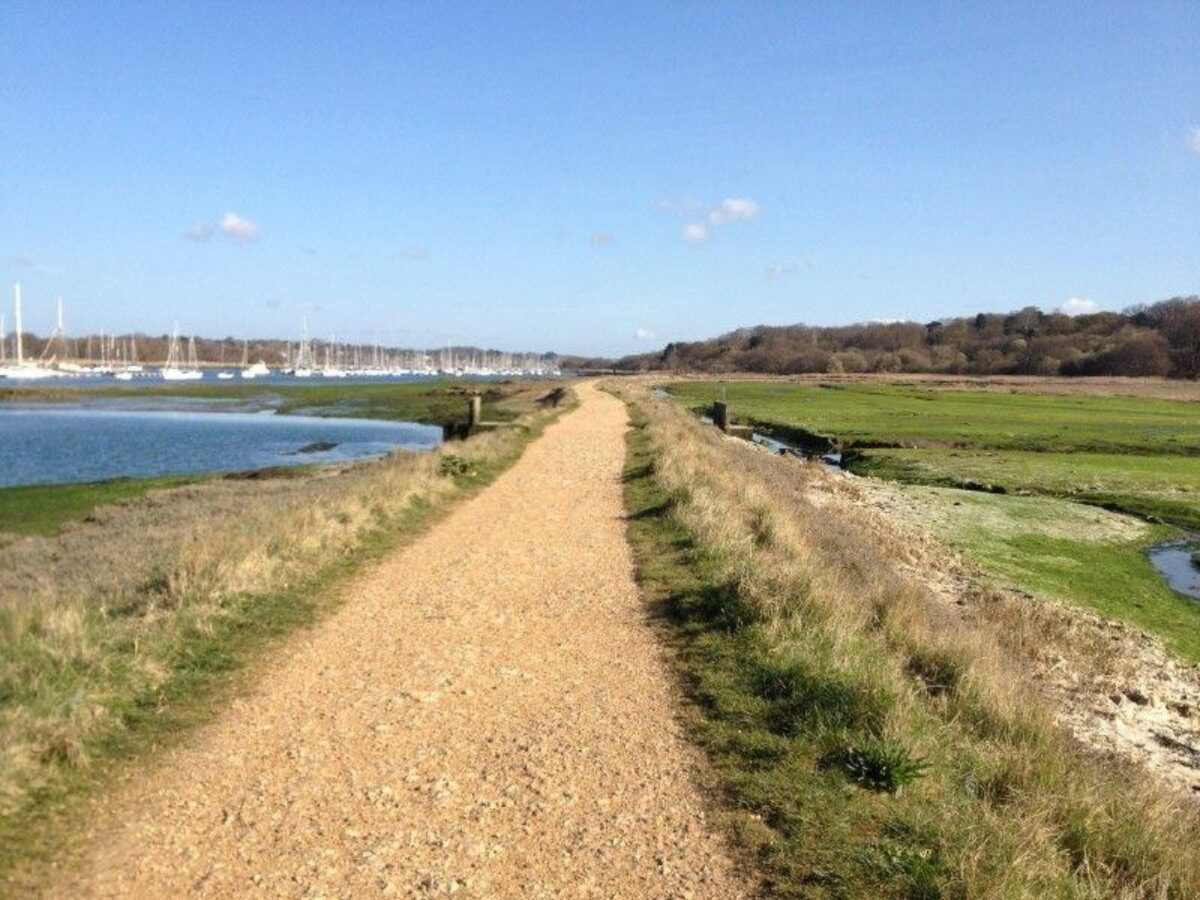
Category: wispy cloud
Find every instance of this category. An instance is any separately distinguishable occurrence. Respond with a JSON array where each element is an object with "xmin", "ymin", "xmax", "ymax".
[
  {"xmin": 219, "ymin": 212, "xmax": 259, "ymax": 243},
  {"xmin": 634, "ymin": 326, "xmax": 658, "ymax": 340},
  {"xmin": 590, "ymin": 231, "xmax": 615, "ymax": 249},
  {"xmin": 1188, "ymin": 126, "xmax": 1200, "ymax": 155},
  {"xmin": 674, "ymin": 196, "xmax": 760, "ymax": 244},
  {"xmin": 1058, "ymin": 297, "xmax": 1099, "ymax": 316},
  {"xmin": 185, "ymin": 222, "xmax": 215, "ymax": 241},
  {"xmin": 185, "ymin": 211, "xmax": 260, "ymax": 244},
  {"xmin": 766, "ymin": 259, "xmax": 811, "ymax": 281},
  {"xmin": 7, "ymin": 254, "xmax": 34, "ymax": 269},
  {"xmin": 708, "ymin": 197, "xmax": 759, "ymax": 225}
]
